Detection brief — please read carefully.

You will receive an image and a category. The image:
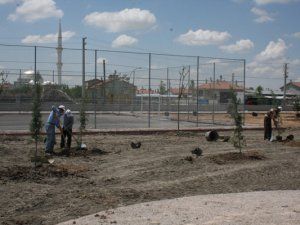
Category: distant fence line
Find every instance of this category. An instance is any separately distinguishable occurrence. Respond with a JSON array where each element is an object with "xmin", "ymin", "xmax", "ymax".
[{"xmin": 0, "ymin": 43, "xmax": 247, "ymax": 129}]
